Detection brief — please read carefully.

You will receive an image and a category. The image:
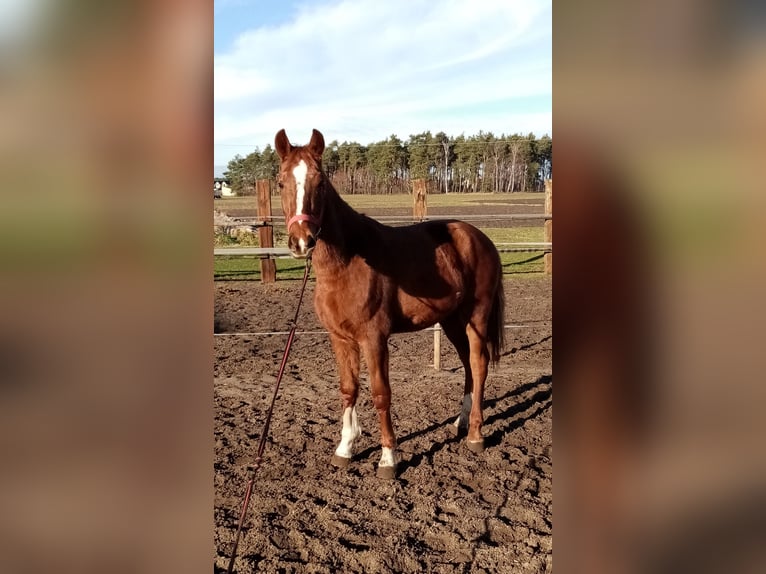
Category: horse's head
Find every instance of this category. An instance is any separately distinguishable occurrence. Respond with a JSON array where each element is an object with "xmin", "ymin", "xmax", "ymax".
[{"xmin": 274, "ymin": 128, "xmax": 325, "ymax": 258}]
